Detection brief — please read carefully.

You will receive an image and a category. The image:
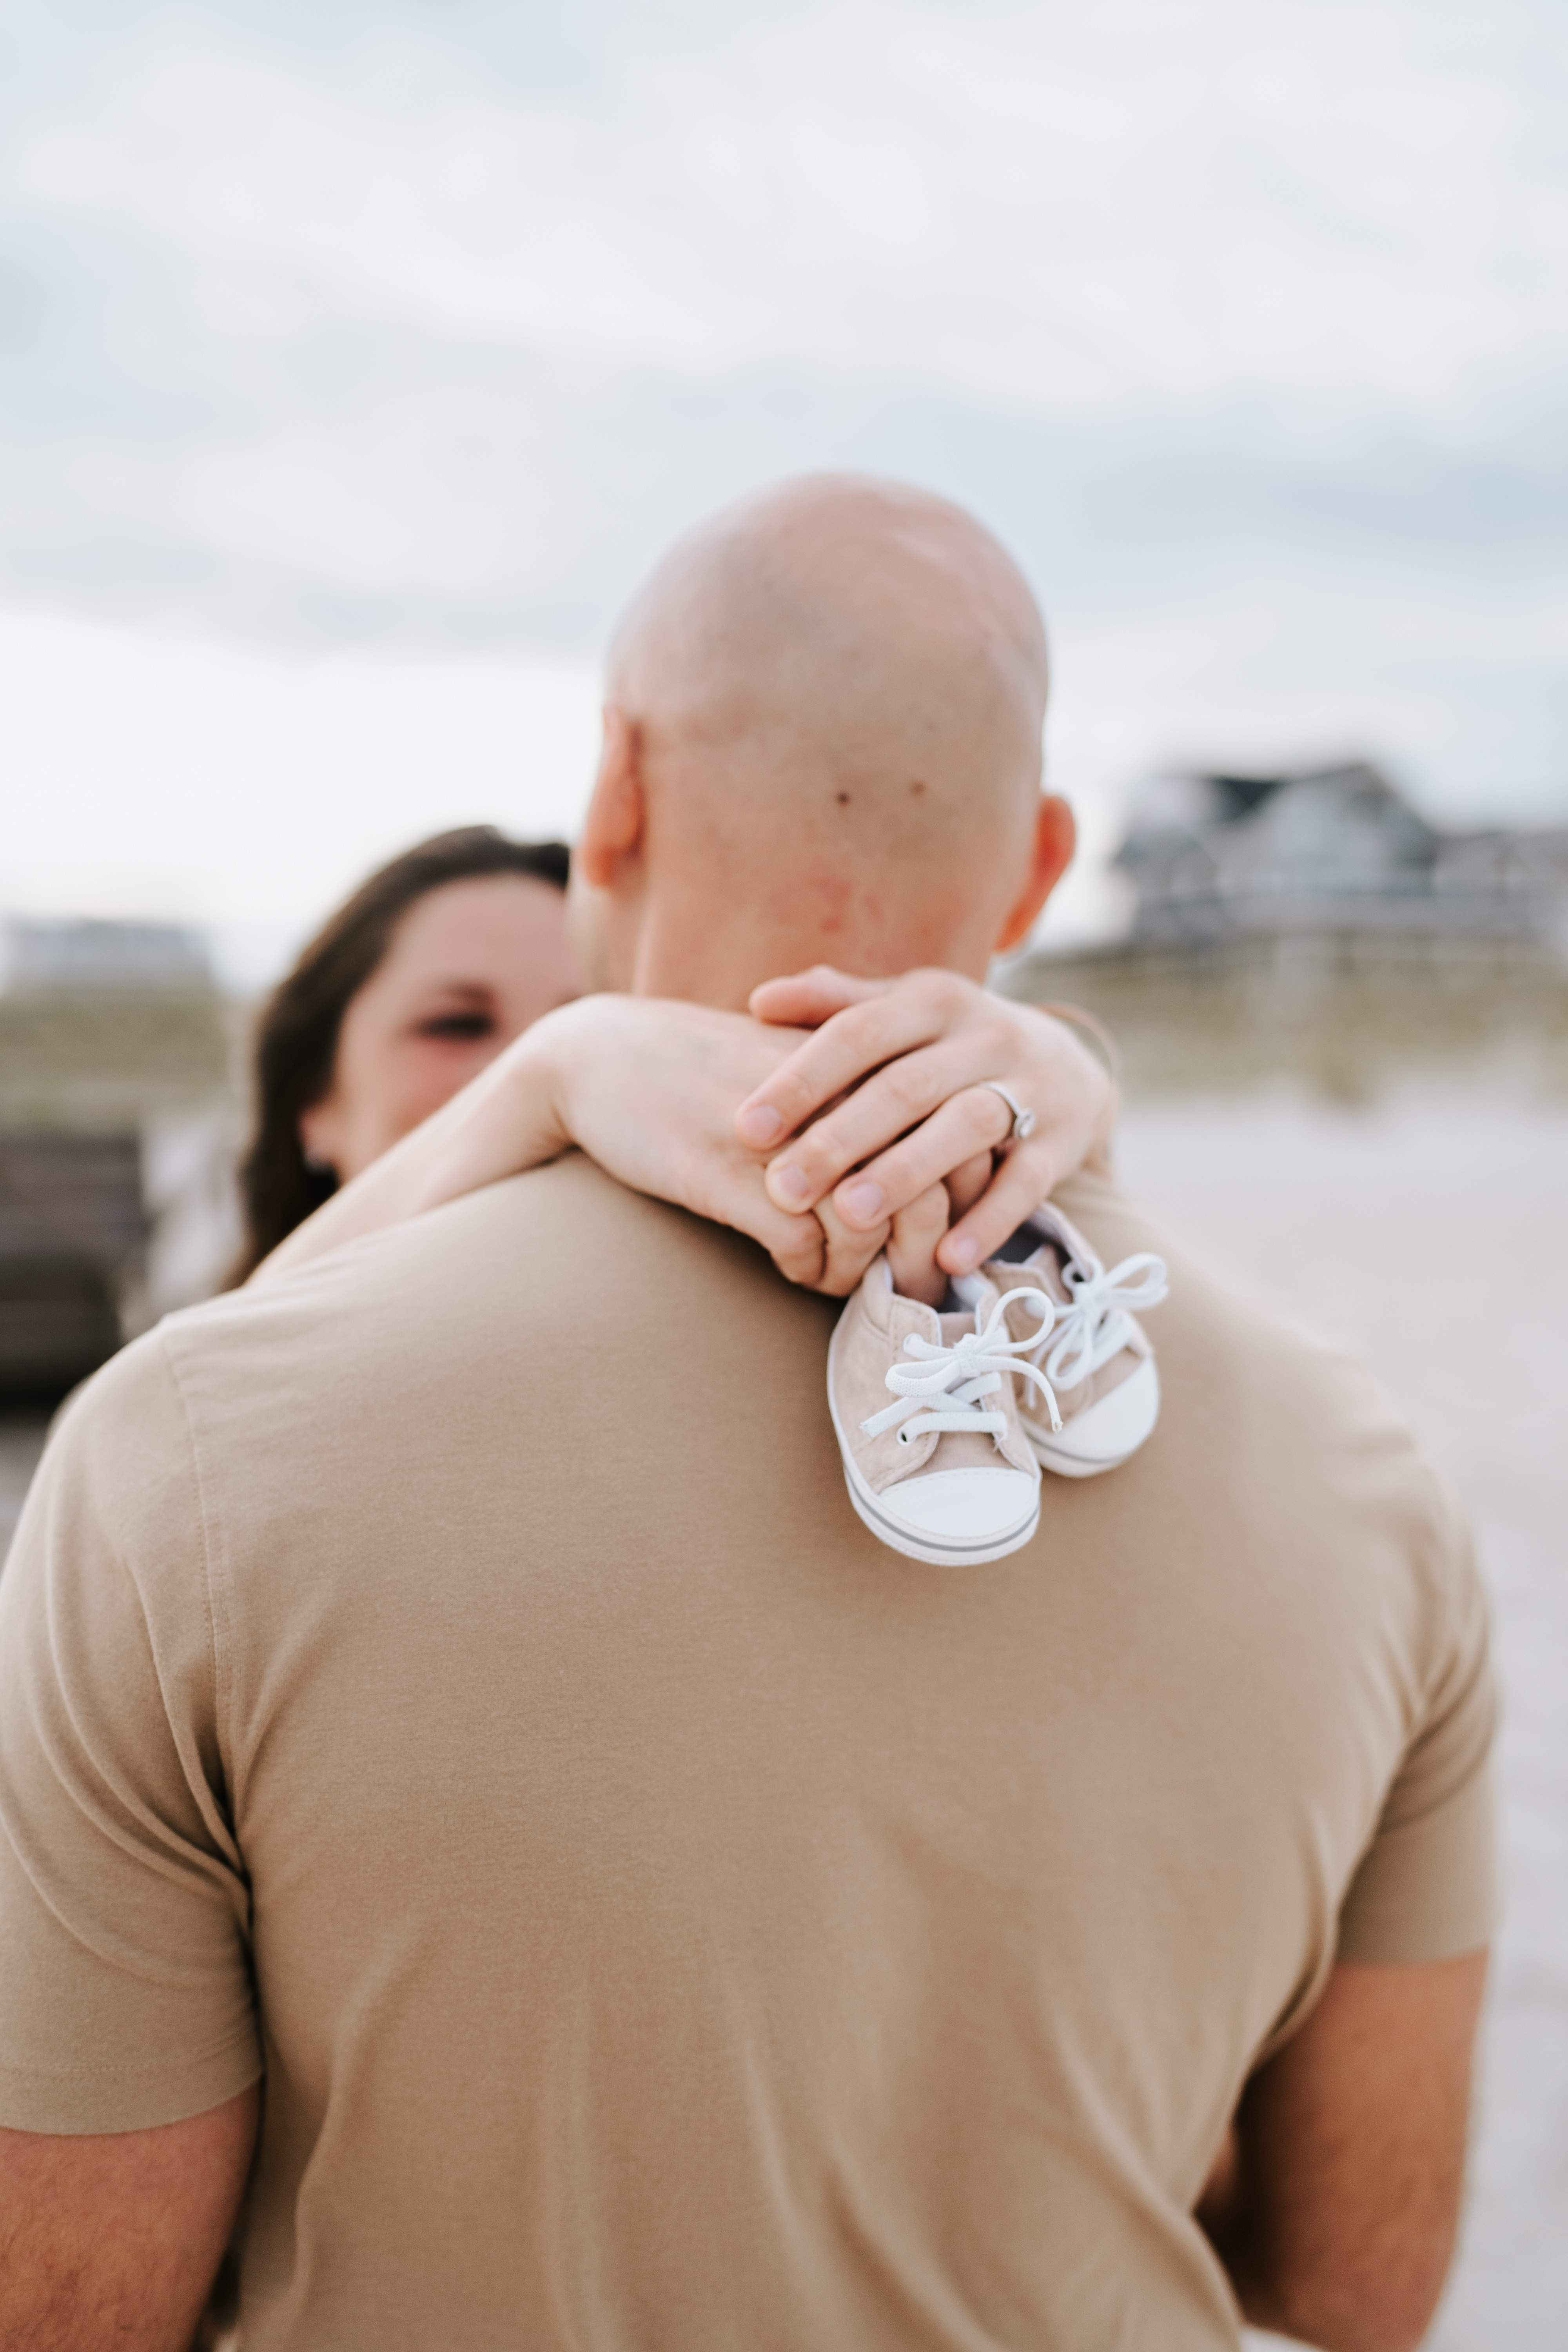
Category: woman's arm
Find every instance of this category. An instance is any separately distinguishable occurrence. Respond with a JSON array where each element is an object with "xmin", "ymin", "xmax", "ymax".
[
  {"xmin": 249, "ymin": 995, "xmax": 793, "ymax": 1282},
  {"xmin": 251, "ymin": 975, "xmax": 1116, "ymax": 1299}
]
